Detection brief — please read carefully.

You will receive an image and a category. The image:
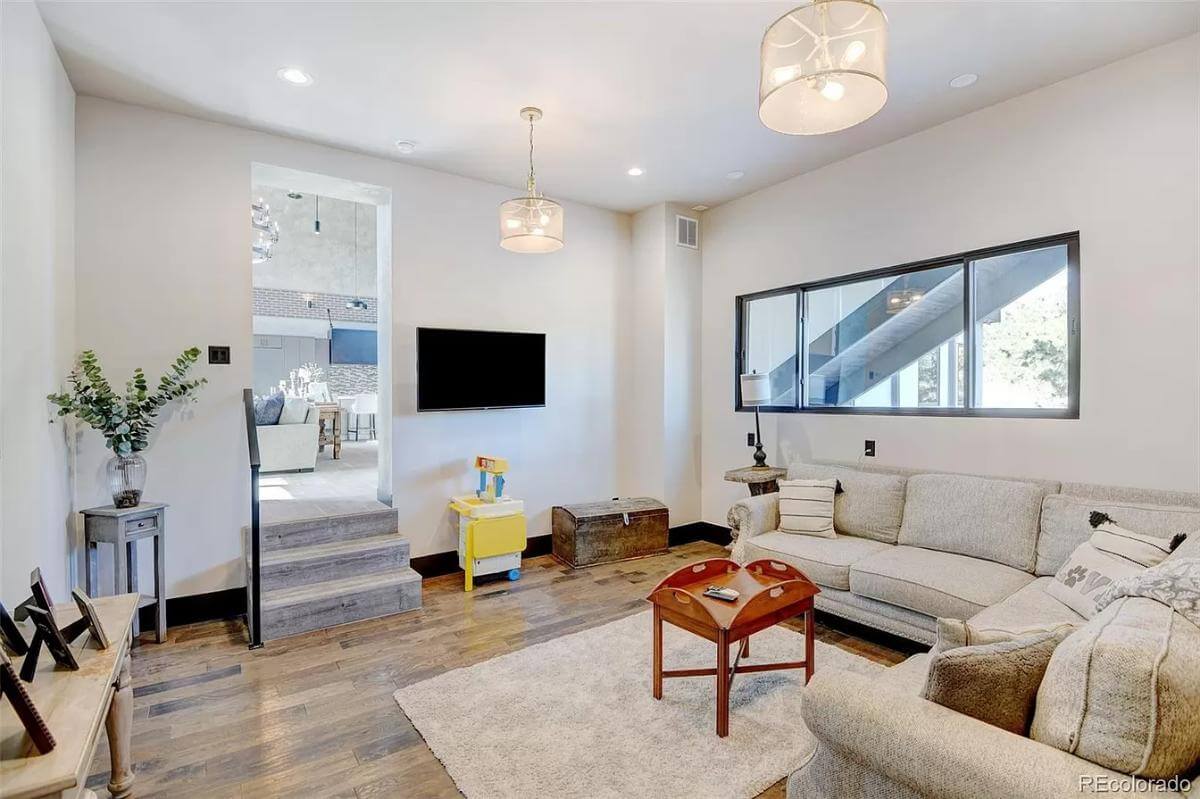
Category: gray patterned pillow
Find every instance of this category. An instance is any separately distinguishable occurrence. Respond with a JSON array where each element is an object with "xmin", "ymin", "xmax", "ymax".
[
  {"xmin": 253, "ymin": 393, "xmax": 285, "ymax": 425},
  {"xmin": 1095, "ymin": 557, "xmax": 1200, "ymax": 628}
]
